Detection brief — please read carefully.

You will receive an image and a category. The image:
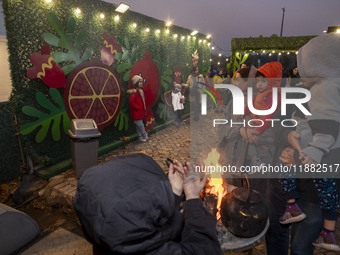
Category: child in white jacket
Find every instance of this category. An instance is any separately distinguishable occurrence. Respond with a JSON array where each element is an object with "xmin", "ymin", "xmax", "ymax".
[{"xmin": 172, "ymin": 82, "xmax": 185, "ymax": 126}]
